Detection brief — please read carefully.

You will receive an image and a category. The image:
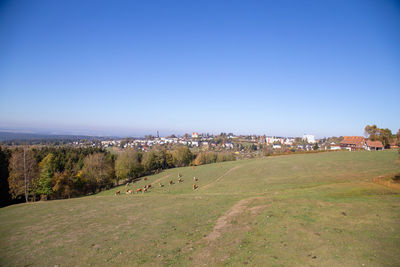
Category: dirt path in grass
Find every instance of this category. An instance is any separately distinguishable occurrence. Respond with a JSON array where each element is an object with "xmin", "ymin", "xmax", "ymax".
[
  {"xmin": 205, "ymin": 196, "xmax": 266, "ymax": 241},
  {"xmin": 200, "ymin": 165, "xmax": 242, "ymax": 190},
  {"xmin": 193, "ymin": 196, "xmax": 268, "ymax": 265},
  {"xmin": 150, "ymin": 174, "xmax": 171, "ymax": 186}
]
